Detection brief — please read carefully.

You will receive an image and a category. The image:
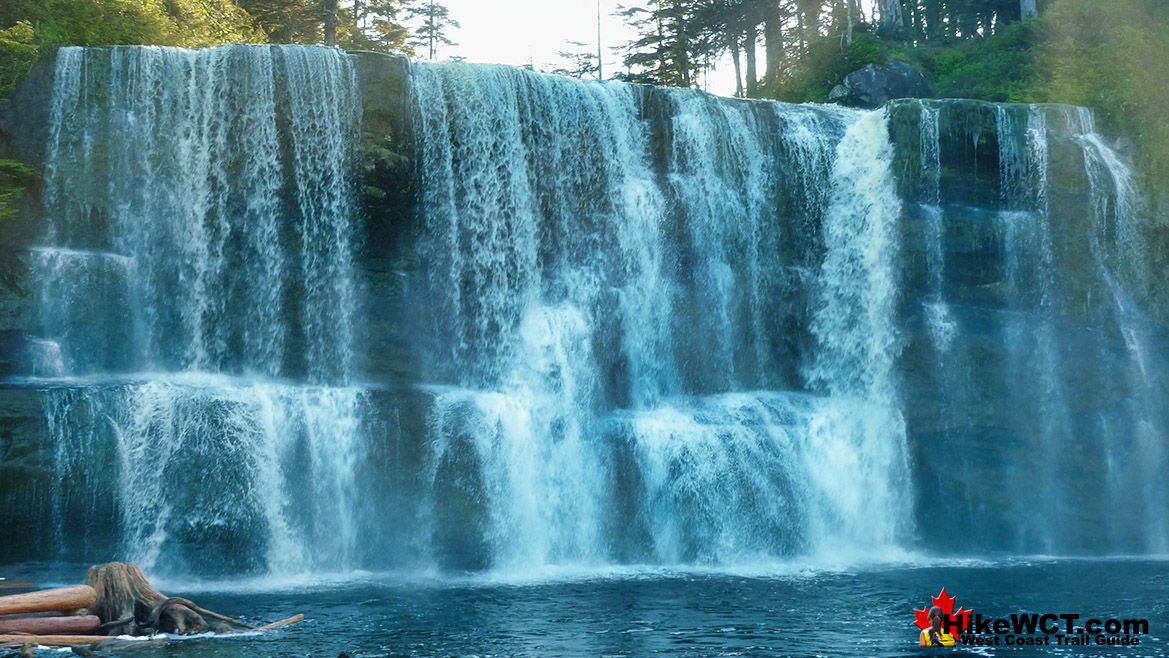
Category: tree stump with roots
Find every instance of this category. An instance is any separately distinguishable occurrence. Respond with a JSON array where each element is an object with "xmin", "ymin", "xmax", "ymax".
[{"xmin": 85, "ymin": 563, "xmax": 224, "ymax": 636}]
